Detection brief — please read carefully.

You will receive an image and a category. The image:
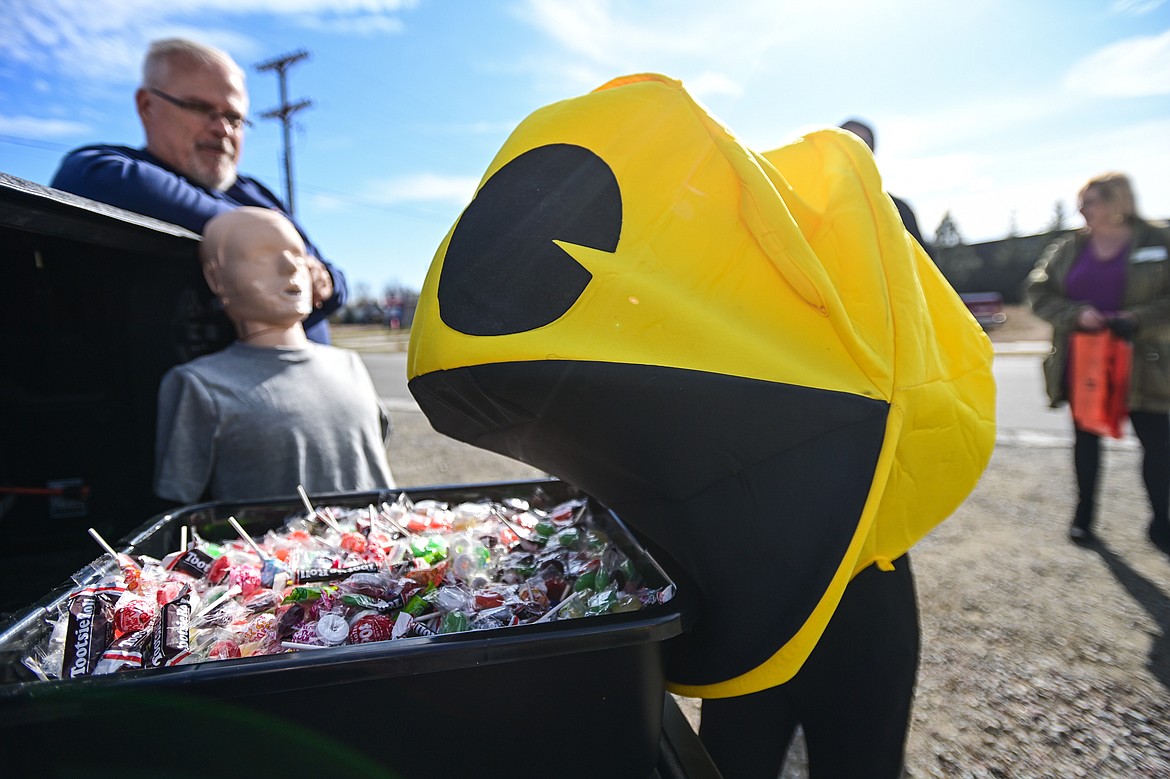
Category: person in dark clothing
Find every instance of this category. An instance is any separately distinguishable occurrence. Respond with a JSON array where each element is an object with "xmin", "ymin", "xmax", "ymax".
[
  {"xmin": 698, "ymin": 122, "xmax": 930, "ymax": 778},
  {"xmin": 50, "ymin": 37, "xmax": 345, "ymax": 344},
  {"xmin": 699, "ymin": 558, "xmax": 919, "ymax": 778},
  {"xmin": 840, "ymin": 118, "xmax": 931, "ymax": 257}
]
